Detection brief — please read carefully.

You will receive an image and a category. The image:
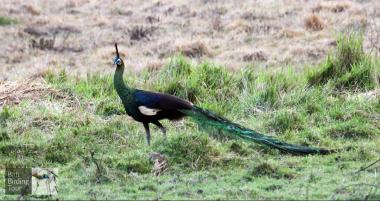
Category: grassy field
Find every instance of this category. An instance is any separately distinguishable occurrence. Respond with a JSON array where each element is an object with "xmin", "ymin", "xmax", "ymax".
[{"xmin": 0, "ymin": 34, "xmax": 379, "ymax": 199}]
